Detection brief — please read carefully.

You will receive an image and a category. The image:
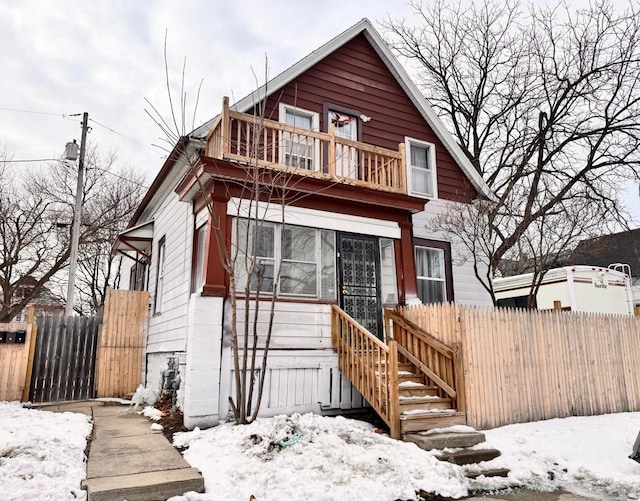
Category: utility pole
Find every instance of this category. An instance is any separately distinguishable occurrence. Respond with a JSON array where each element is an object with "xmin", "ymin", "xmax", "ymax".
[{"xmin": 65, "ymin": 112, "xmax": 88, "ymax": 317}]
